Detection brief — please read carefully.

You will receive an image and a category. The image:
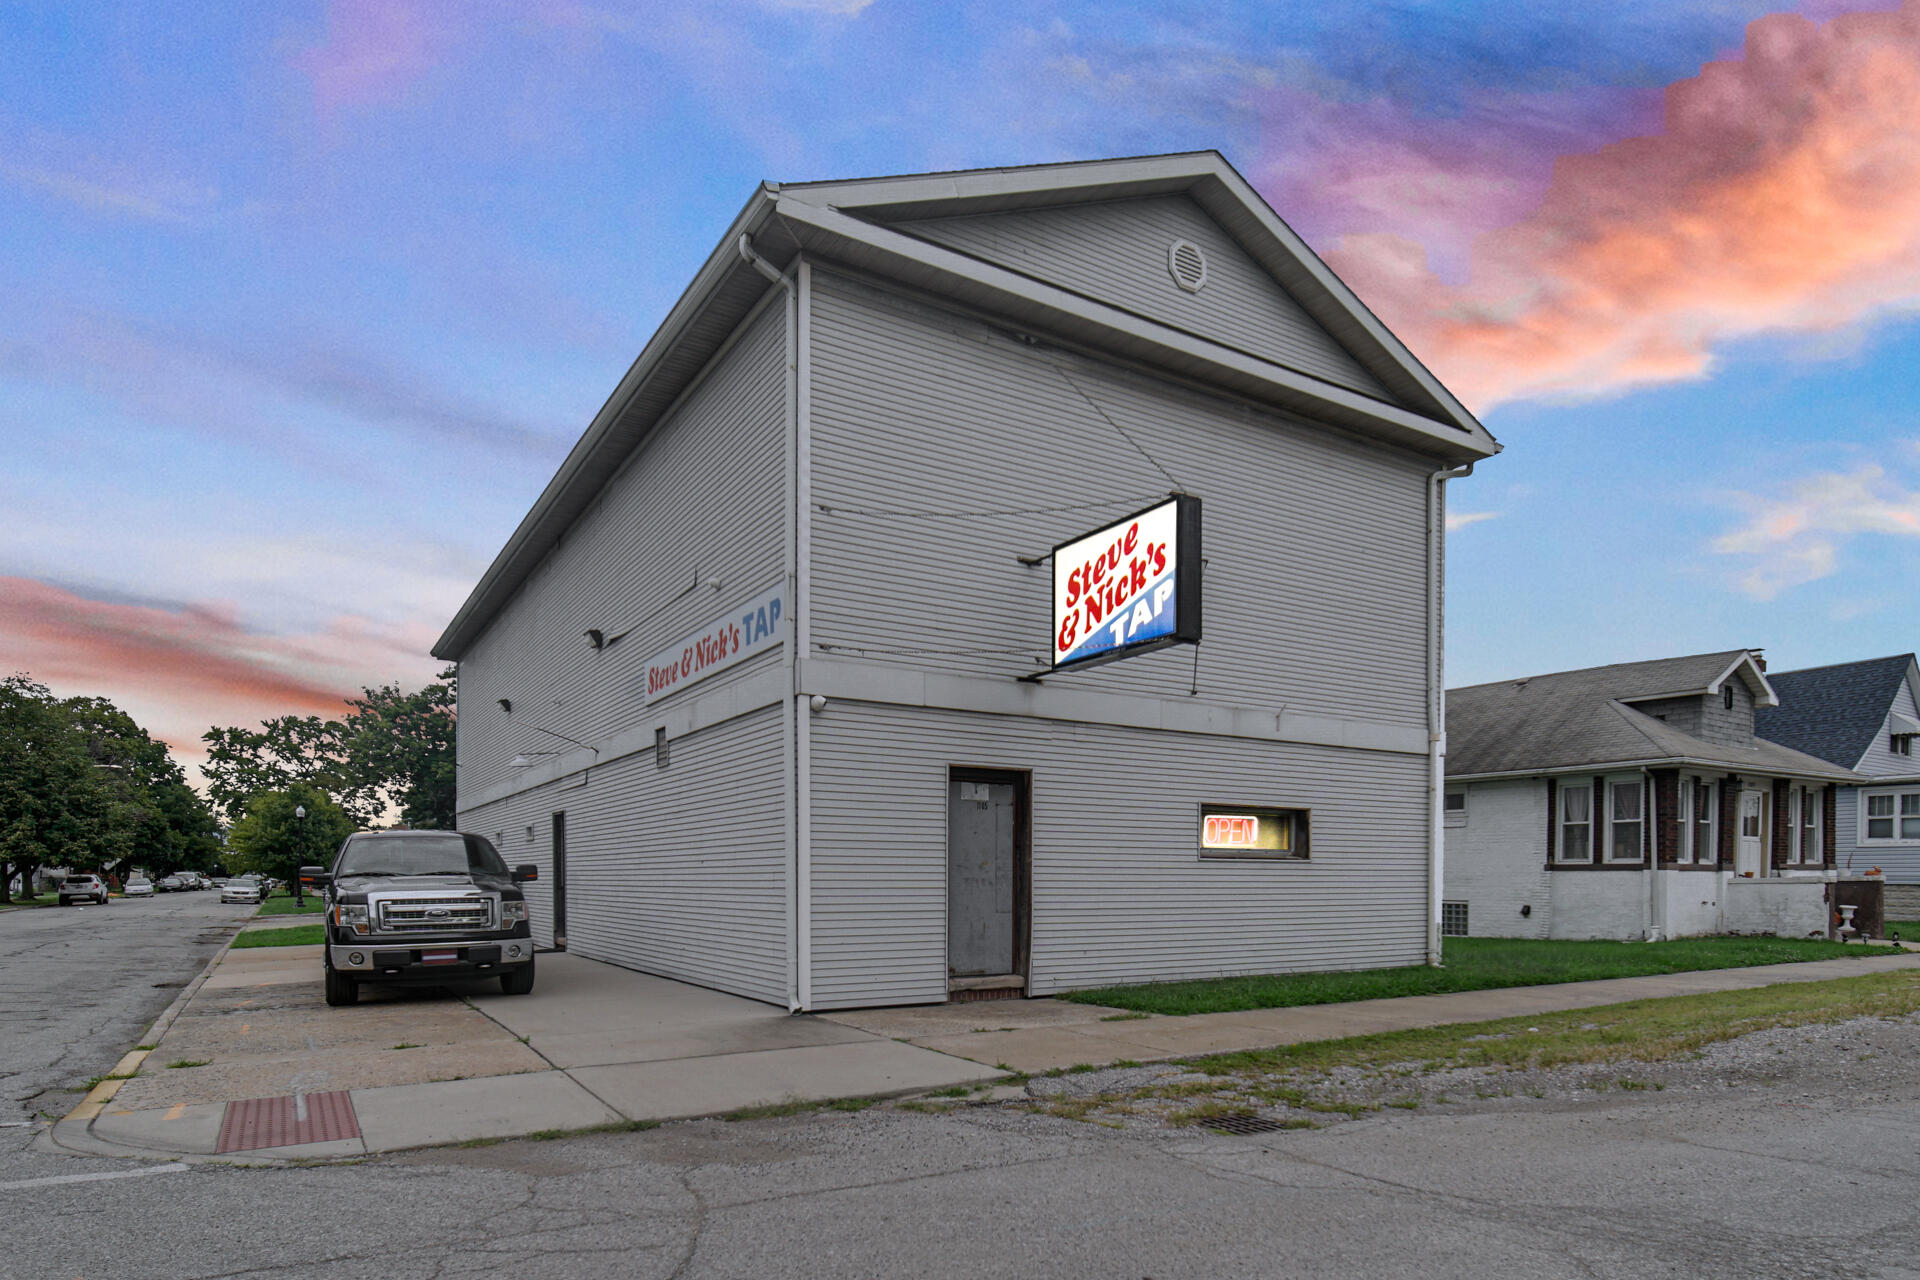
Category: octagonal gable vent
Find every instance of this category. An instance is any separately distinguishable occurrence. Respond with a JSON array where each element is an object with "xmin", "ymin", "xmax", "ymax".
[{"xmin": 1167, "ymin": 238, "xmax": 1208, "ymax": 293}]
